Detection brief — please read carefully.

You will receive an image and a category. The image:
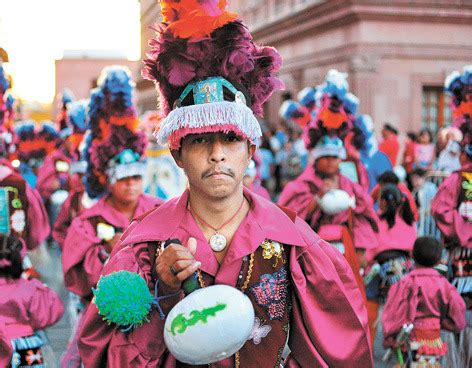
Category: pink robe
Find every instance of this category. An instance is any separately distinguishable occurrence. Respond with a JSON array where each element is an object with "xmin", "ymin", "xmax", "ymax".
[
  {"xmin": 382, "ymin": 268, "xmax": 466, "ymax": 347},
  {"xmin": 0, "ymin": 277, "xmax": 64, "ymax": 366},
  {"xmin": 36, "ymin": 149, "xmax": 72, "ymax": 201},
  {"xmin": 62, "ymin": 193, "xmax": 163, "ymax": 298},
  {"xmin": 278, "ymin": 165, "xmax": 379, "ymax": 250},
  {"xmin": 78, "ymin": 188, "xmax": 372, "ymax": 367},
  {"xmin": 431, "ymin": 162, "xmax": 472, "ymax": 247},
  {"xmin": 53, "ymin": 189, "xmax": 85, "ymax": 250},
  {"xmin": 367, "ymin": 214, "xmax": 417, "ymax": 261},
  {"xmin": 248, "ymin": 182, "xmax": 271, "ymax": 200},
  {"xmin": 0, "ymin": 165, "xmax": 50, "ymax": 250}
]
